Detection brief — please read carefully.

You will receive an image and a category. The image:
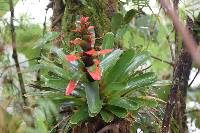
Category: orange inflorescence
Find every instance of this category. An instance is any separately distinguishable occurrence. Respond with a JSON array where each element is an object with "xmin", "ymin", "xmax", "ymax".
[{"xmin": 65, "ymin": 16, "xmax": 112, "ymax": 95}]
